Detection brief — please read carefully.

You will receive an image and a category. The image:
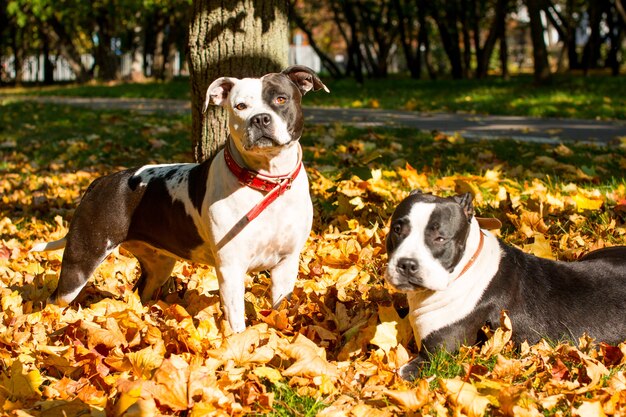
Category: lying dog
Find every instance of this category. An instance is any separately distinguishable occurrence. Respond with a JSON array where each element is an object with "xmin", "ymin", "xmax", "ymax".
[
  {"xmin": 31, "ymin": 66, "xmax": 329, "ymax": 333},
  {"xmin": 385, "ymin": 191, "xmax": 626, "ymax": 379}
]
